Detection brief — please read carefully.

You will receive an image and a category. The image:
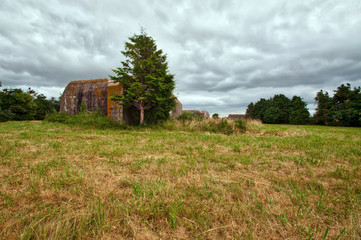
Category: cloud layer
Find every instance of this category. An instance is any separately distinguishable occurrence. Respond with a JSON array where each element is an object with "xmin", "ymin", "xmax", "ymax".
[{"xmin": 1, "ymin": 0, "xmax": 361, "ymax": 116}]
